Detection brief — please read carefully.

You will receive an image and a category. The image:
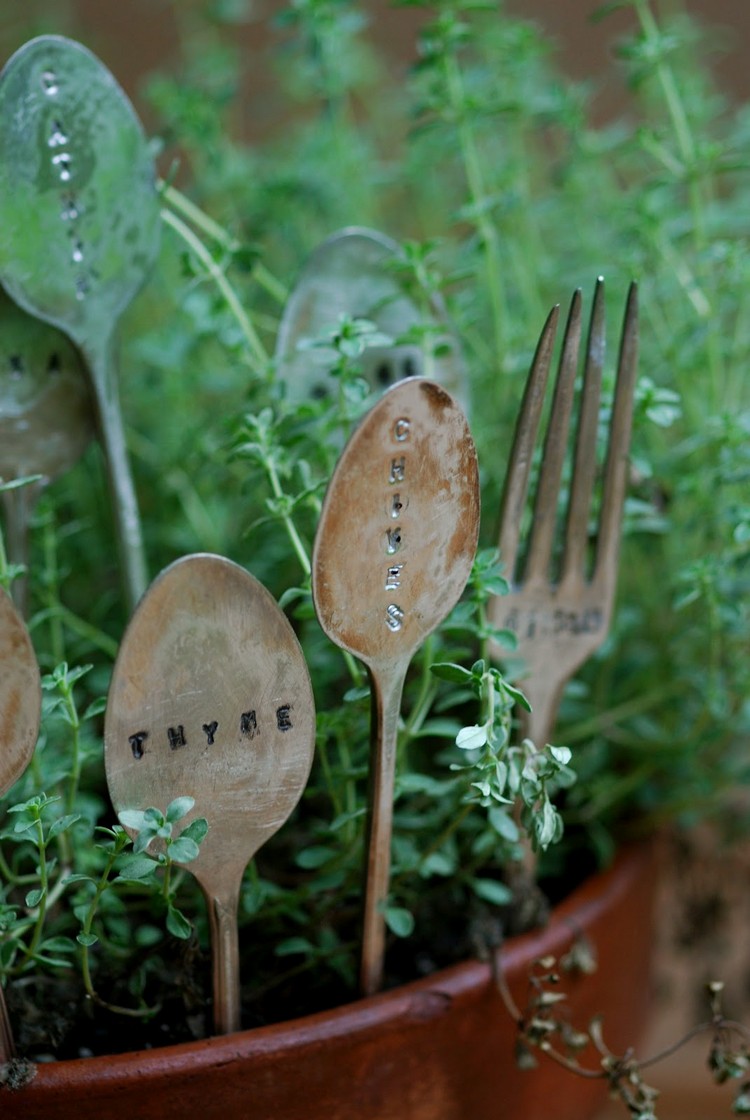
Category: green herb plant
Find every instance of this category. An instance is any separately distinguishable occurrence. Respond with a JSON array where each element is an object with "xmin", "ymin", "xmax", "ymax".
[{"xmin": 0, "ymin": 3, "xmax": 748, "ymax": 1110}]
